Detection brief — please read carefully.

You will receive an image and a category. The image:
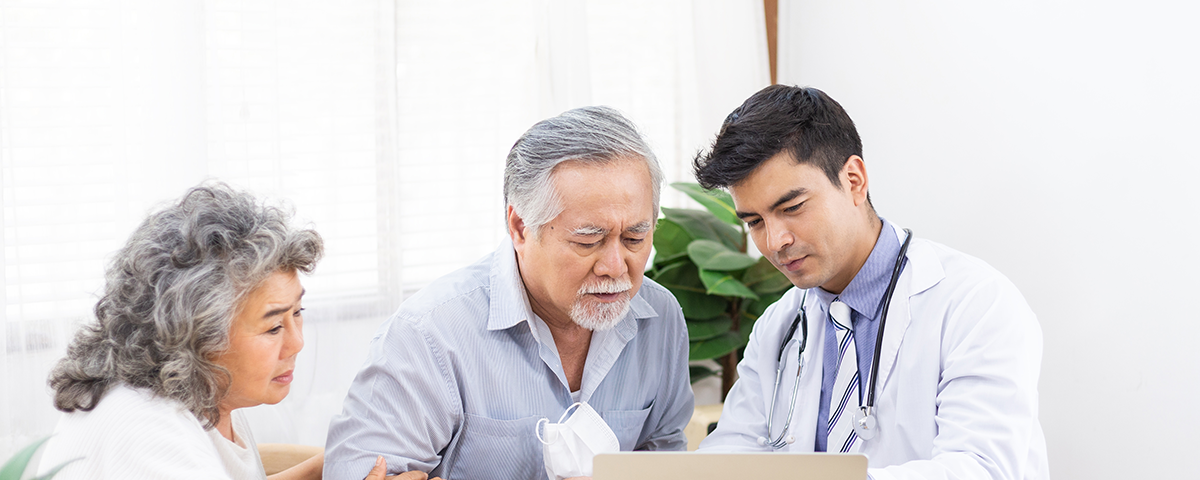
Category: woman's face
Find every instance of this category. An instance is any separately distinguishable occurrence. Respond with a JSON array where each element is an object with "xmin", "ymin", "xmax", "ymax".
[{"xmin": 213, "ymin": 269, "xmax": 306, "ymax": 412}]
